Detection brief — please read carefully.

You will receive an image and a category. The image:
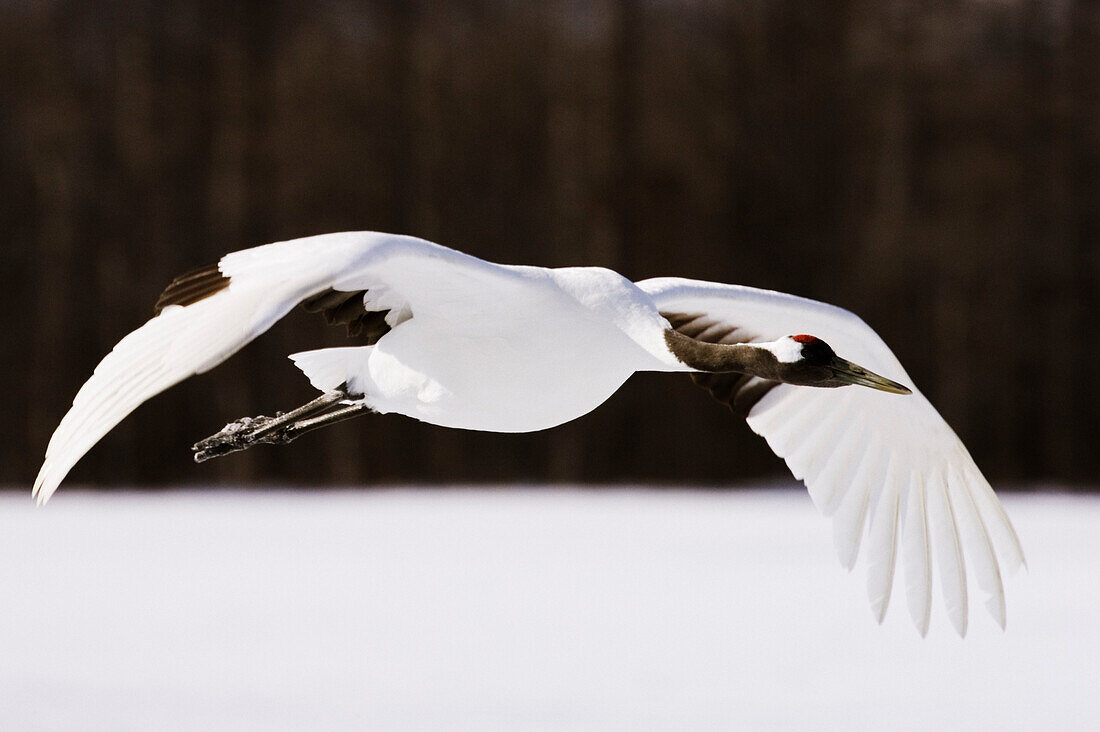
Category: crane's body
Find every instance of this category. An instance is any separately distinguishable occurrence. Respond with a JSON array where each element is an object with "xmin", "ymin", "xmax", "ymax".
[
  {"xmin": 33, "ymin": 231, "xmax": 1024, "ymax": 637},
  {"xmin": 309, "ymin": 264, "xmax": 682, "ymax": 433}
]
